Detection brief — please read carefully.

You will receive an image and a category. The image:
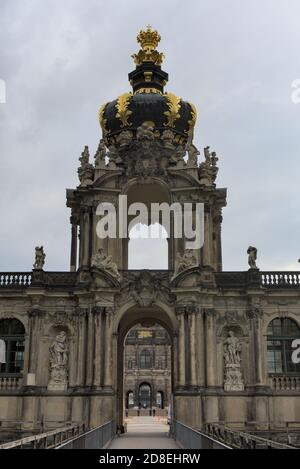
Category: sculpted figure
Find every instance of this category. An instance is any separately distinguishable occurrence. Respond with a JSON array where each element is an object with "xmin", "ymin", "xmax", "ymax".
[
  {"xmin": 91, "ymin": 248, "xmax": 120, "ymax": 281},
  {"xmin": 173, "ymin": 250, "xmax": 197, "ymax": 277},
  {"xmin": 161, "ymin": 129, "xmax": 175, "ymax": 149},
  {"xmin": 78, "ymin": 145, "xmax": 94, "ymax": 184},
  {"xmin": 48, "ymin": 331, "xmax": 68, "ymax": 390},
  {"xmin": 247, "ymin": 246, "xmax": 258, "ymax": 269},
  {"xmin": 187, "ymin": 143, "xmax": 200, "ymax": 167},
  {"xmin": 116, "ymin": 130, "xmax": 133, "ymax": 148},
  {"xmin": 94, "ymin": 139, "xmax": 107, "ymax": 168},
  {"xmin": 223, "ymin": 331, "xmax": 241, "ymax": 365},
  {"xmin": 136, "ymin": 122, "xmax": 155, "ymax": 141},
  {"xmin": 33, "ymin": 246, "xmax": 45, "ymax": 270}
]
